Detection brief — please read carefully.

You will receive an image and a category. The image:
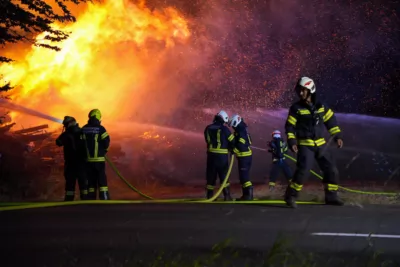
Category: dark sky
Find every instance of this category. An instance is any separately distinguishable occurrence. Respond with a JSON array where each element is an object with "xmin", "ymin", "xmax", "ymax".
[{"xmin": 148, "ymin": 0, "xmax": 400, "ymax": 118}]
